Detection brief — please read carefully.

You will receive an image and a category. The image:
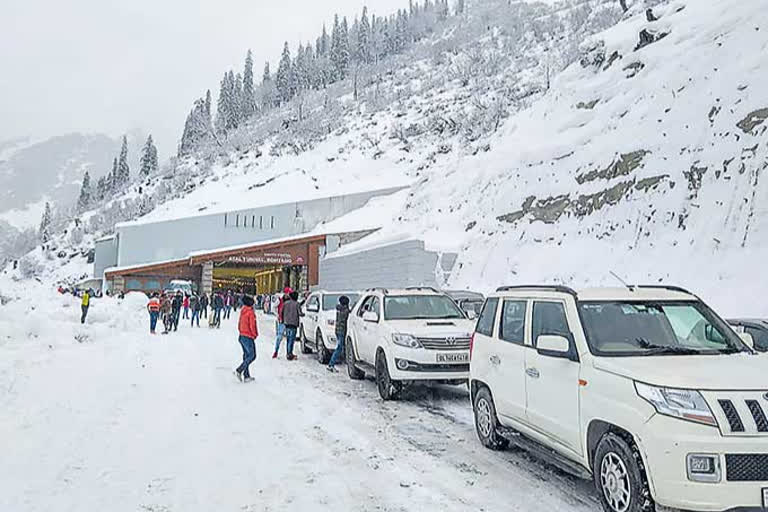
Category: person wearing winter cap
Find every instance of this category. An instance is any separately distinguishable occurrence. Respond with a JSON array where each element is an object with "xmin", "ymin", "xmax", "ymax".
[
  {"xmin": 327, "ymin": 295, "xmax": 351, "ymax": 372},
  {"xmin": 272, "ymin": 287, "xmax": 292, "ymax": 359}
]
